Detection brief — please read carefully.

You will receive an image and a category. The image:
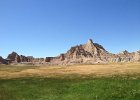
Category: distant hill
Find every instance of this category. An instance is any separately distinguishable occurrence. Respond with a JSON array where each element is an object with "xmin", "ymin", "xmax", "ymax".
[{"xmin": 0, "ymin": 39, "xmax": 140, "ymax": 65}]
